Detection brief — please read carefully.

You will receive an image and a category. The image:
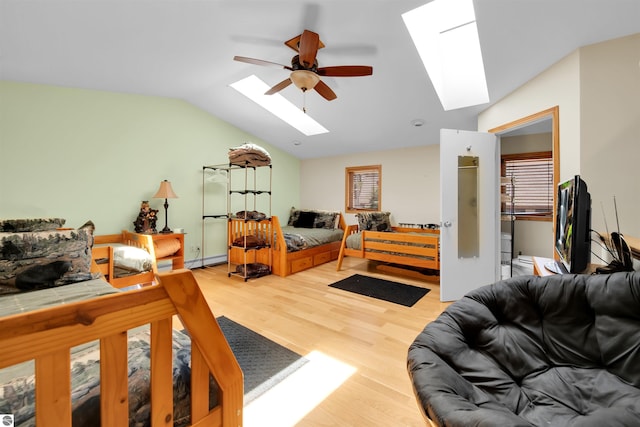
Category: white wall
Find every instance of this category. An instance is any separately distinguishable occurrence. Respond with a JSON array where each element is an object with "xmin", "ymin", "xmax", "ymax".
[
  {"xmin": 300, "ymin": 145, "xmax": 440, "ymax": 226},
  {"xmin": 579, "ymin": 33, "xmax": 640, "ymax": 238},
  {"xmin": 478, "ymin": 50, "xmax": 582, "ymax": 182},
  {"xmin": 479, "ymin": 32, "xmax": 640, "ymax": 258},
  {"xmin": 478, "ymin": 50, "xmax": 581, "ymax": 258}
]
